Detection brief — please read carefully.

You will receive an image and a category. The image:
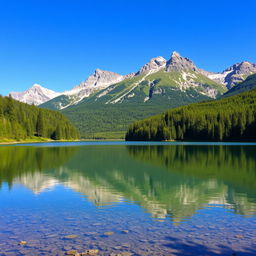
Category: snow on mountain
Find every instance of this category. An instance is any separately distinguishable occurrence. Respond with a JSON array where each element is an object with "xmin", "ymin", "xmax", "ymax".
[
  {"xmin": 7, "ymin": 52, "xmax": 256, "ymax": 107},
  {"xmin": 63, "ymin": 69, "xmax": 124, "ymax": 97},
  {"xmin": 9, "ymin": 84, "xmax": 61, "ymax": 105},
  {"xmin": 9, "ymin": 70, "xmax": 124, "ymax": 107},
  {"xmin": 52, "ymin": 69, "xmax": 125, "ymax": 109},
  {"xmin": 202, "ymin": 61, "xmax": 256, "ymax": 89}
]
